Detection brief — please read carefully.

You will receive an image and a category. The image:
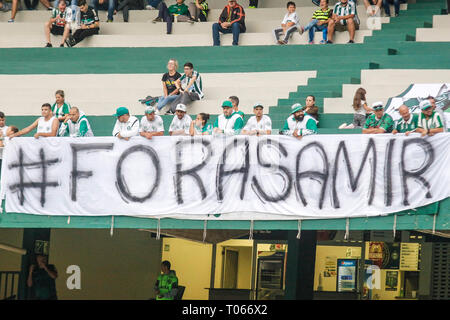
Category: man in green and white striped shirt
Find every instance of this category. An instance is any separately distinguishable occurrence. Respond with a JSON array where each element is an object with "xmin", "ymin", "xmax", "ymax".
[
  {"xmin": 416, "ymin": 100, "xmax": 444, "ymax": 137},
  {"xmin": 59, "ymin": 107, "xmax": 94, "ymax": 137},
  {"xmin": 392, "ymin": 105, "xmax": 418, "ymax": 136},
  {"xmin": 327, "ymin": 0, "xmax": 359, "ymax": 44},
  {"xmin": 169, "ymin": 62, "xmax": 203, "ymax": 114}
]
